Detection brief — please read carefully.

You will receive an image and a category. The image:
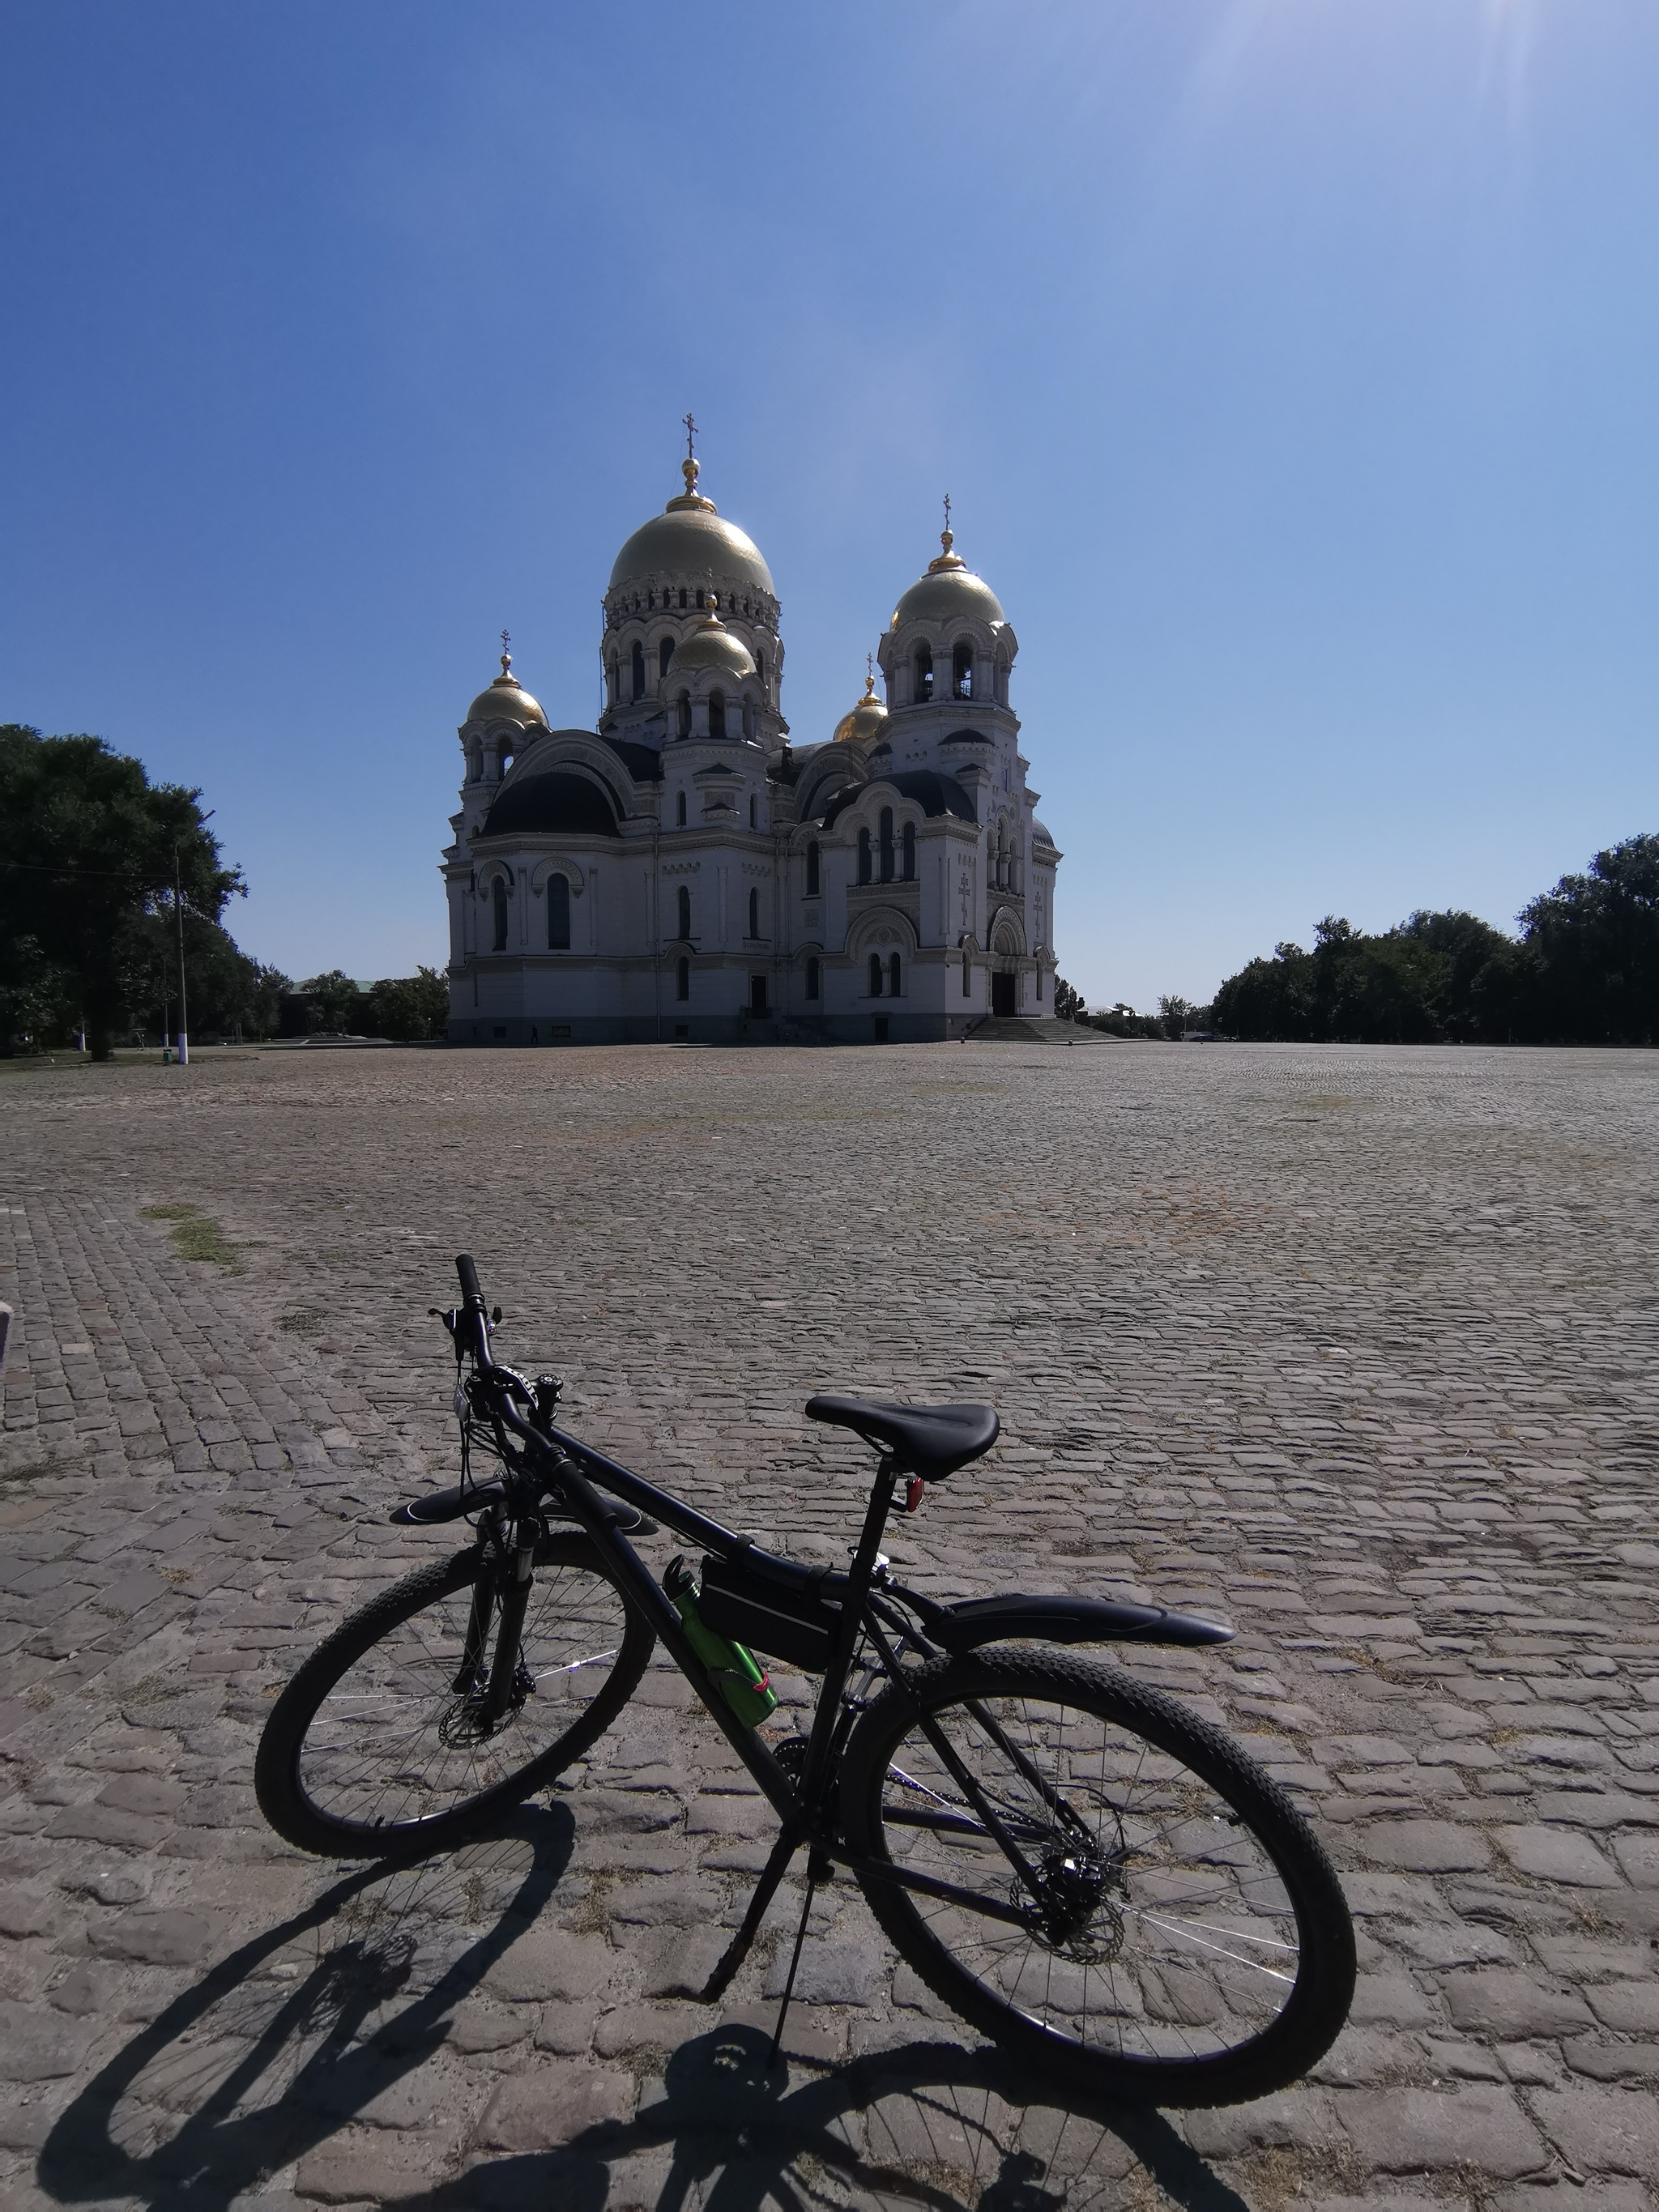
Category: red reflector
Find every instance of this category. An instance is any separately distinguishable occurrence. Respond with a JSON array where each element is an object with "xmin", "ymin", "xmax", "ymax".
[{"xmin": 905, "ymin": 1477, "xmax": 926, "ymax": 1514}]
